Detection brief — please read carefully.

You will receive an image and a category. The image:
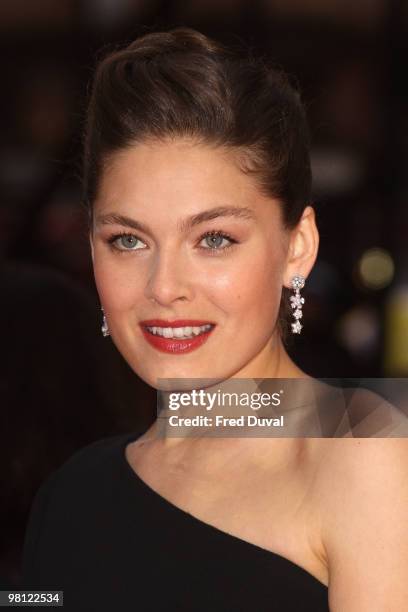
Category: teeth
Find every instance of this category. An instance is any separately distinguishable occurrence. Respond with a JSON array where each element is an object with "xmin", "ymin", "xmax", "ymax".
[{"xmin": 146, "ymin": 324, "xmax": 213, "ymax": 339}]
